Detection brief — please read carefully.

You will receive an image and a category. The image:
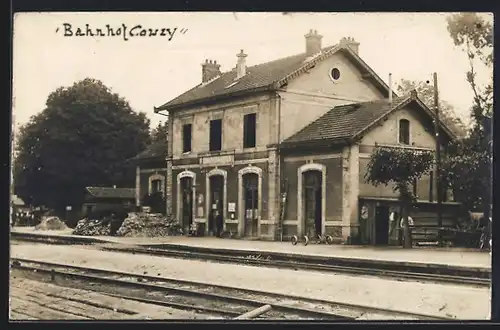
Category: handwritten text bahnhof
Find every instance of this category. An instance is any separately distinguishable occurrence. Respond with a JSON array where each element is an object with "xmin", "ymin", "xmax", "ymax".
[{"xmin": 58, "ymin": 23, "xmax": 187, "ymax": 41}]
